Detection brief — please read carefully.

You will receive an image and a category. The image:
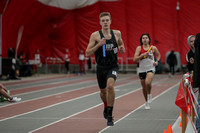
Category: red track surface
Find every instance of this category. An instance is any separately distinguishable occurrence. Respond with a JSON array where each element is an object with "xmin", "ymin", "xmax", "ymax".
[
  {"xmin": 32, "ymin": 80, "xmax": 177, "ymax": 133},
  {"xmin": 0, "ymin": 74, "xmax": 181, "ymax": 133},
  {"xmin": 0, "ymin": 75, "xmax": 138, "ymax": 120}
]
